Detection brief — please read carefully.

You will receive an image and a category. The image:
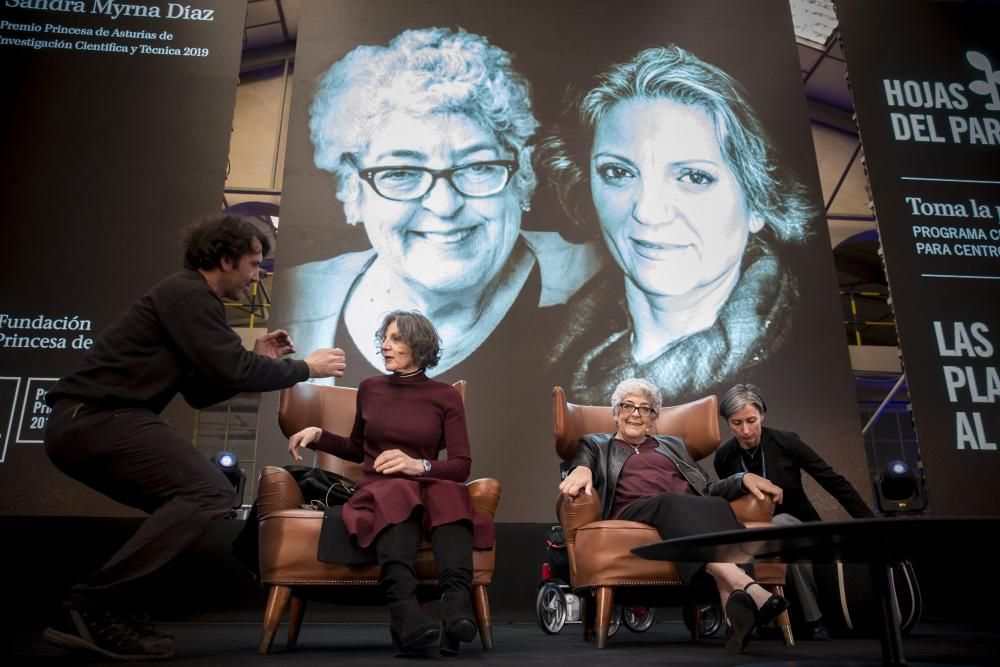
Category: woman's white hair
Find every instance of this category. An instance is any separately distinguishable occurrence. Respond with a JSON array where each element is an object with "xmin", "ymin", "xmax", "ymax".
[
  {"xmin": 610, "ymin": 378, "xmax": 662, "ymax": 415},
  {"xmin": 309, "ymin": 27, "xmax": 539, "ymax": 224}
]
